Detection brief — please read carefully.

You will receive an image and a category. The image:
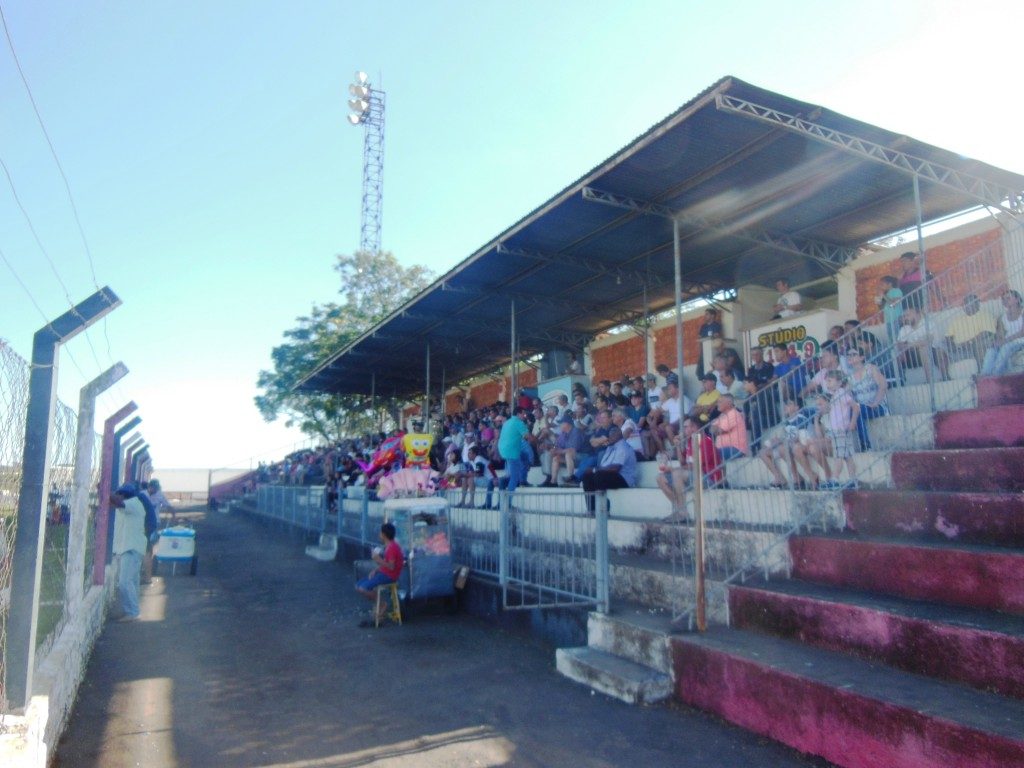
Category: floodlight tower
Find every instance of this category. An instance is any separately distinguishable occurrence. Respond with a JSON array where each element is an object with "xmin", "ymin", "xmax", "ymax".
[{"xmin": 347, "ymin": 71, "xmax": 386, "ymax": 255}]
